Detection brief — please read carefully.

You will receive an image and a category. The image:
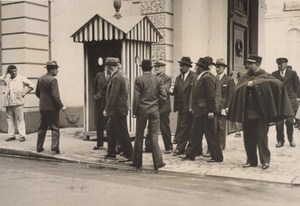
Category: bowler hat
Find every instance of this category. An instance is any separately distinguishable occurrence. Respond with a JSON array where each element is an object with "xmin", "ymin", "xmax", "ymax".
[
  {"xmin": 215, "ymin": 58, "xmax": 227, "ymax": 67},
  {"xmin": 276, "ymin": 57, "xmax": 288, "ymax": 64},
  {"xmin": 195, "ymin": 58, "xmax": 210, "ymax": 69},
  {"xmin": 204, "ymin": 56, "xmax": 215, "ymax": 65},
  {"xmin": 45, "ymin": 61, "xmax": 59, "ymax": 69},
  {"xmin": 153, "ymin": 60, "xmax": 166, "ymax": 67},
  {"xmin": 140, "ymin": 59, "xmax": 153, "ymax": 68},
  {"xmin": 104, "ymin": 57, "xmax": 120, "ymax": 66},
  {"xmin": 178, "ymin": 56, "xmax": 193, "ymax": 67},
  {"xmin": 246, "ymin": 54, "xmax": 262, "ymax": 65}
]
